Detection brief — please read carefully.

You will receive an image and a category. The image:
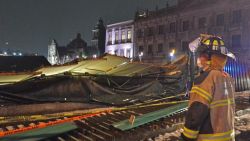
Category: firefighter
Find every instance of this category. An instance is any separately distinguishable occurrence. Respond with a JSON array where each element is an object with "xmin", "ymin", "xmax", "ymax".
[{"xmin": 181, "ymin": 35, "xmax": 236, "ymax": 141}]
